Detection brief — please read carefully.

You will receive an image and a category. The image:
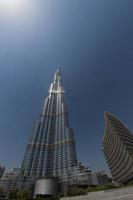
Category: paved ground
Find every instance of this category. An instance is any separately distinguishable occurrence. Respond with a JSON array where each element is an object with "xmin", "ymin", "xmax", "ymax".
[{"xmin": 61, "ymin": 186, "xmax": 133, "ymax": 200}]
